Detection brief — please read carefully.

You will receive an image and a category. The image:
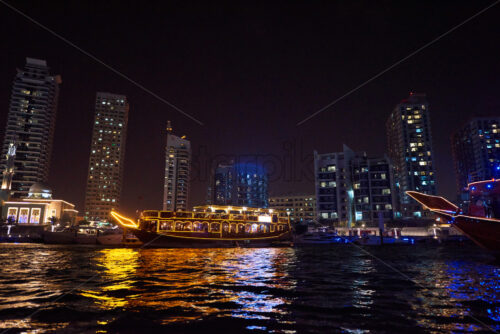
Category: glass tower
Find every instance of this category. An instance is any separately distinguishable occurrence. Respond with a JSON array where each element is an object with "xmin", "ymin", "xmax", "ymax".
[
  {"xmin": 452, "ymin": 117, "xmax": 500, "ymax": 192},
  {"xmin": 386, "ymin": 93, "xmax": 436, "ymax": 218}
]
